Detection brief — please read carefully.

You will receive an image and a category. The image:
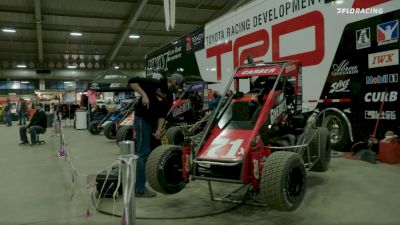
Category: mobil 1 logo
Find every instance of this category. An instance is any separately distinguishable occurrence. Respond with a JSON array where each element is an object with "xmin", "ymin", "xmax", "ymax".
[{"xmin": 366, "ymin": 73, "xmax": 399, "ymax": 85}]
